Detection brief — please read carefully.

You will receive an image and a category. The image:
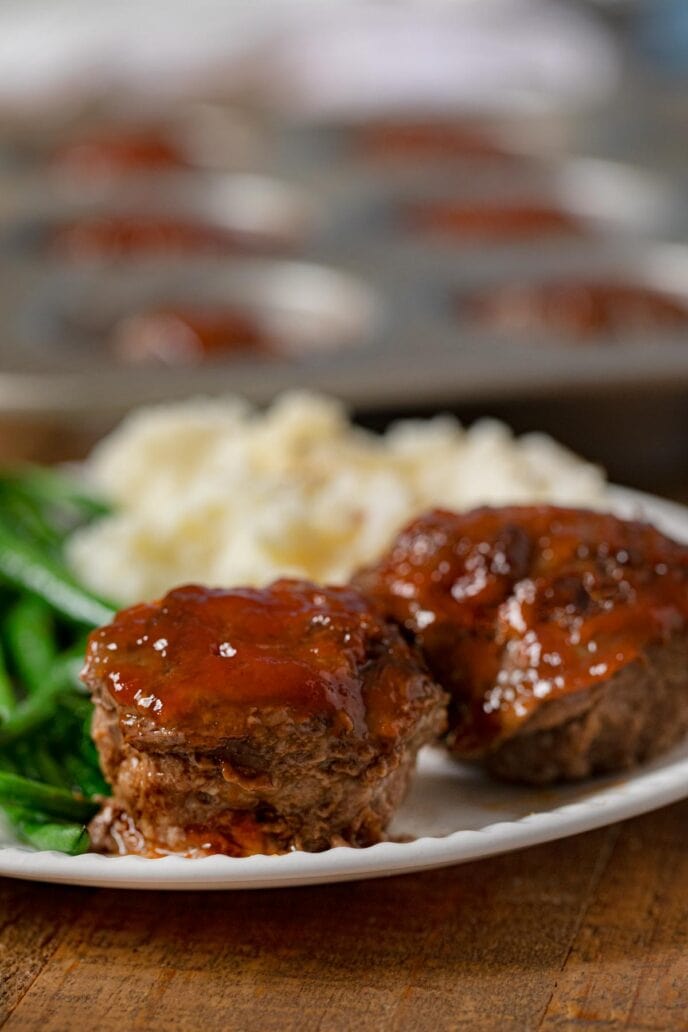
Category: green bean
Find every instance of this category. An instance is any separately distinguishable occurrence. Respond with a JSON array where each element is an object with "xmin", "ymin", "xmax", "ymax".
[
  {"xmin": 78, "ymin": 731, "xmax": 101, "ymax": 770},
  {"xmin": 0, "ymin": 750, "xmax": 19, "ymax": 774},
  {"xmin": 0, "ymin": 642, "xmax": 15, "ymax": 722},
  {"xmin": 4, "ymin": 467, "xmax": 110, "ymax": 522},
  {"xmin": 62, "ymin": 753, "xmax": 108, "ymax": 799},
  {"xmin": 55, "ymin": 640, "xmax": 90, "ymax": 688},
  {"xmin": 0, "ymin": 488, "xmax": 62, "ymax": 550},
  {"xmin": 31, "ymin": 466, "xmax": 108, "ymax": 516},
  {"xmin": 77, "ymin": 719, "xmax": 108, "ymax": 793},
  {"xmin": 3, "ymin": 805, "xmax": 90, "ymax": 855},
  {"xmin": 0, "ymin": 771, "xmax": 97, "ymax": 822},
  {"xmin": 11, "ymin": 740, "xmax": 41, "ymax": 780},
  {"xmin": 0, "ymin": 652, "xmax": 84, "ymax": 745},
  {"xmin": 33, "ymin": 745, "xmax": 70, "ymax": 788},
  {"xmin": 43, "ymin": 709, "xmax": 83, "ymax": 750},
  {"xmin": 3, "ymin": 595, "xmax": 56, "ymax": 693},
  {"xmin": 0, "ymin": 461, "xmax": 114, "ymax": 856},
  {"xmin": 0, "ymin": 517, "xmax": 116, "ymax": 627},
  {"xmin": 56, "ymin": 691, "xmax": 93, "ymax": 723}
]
